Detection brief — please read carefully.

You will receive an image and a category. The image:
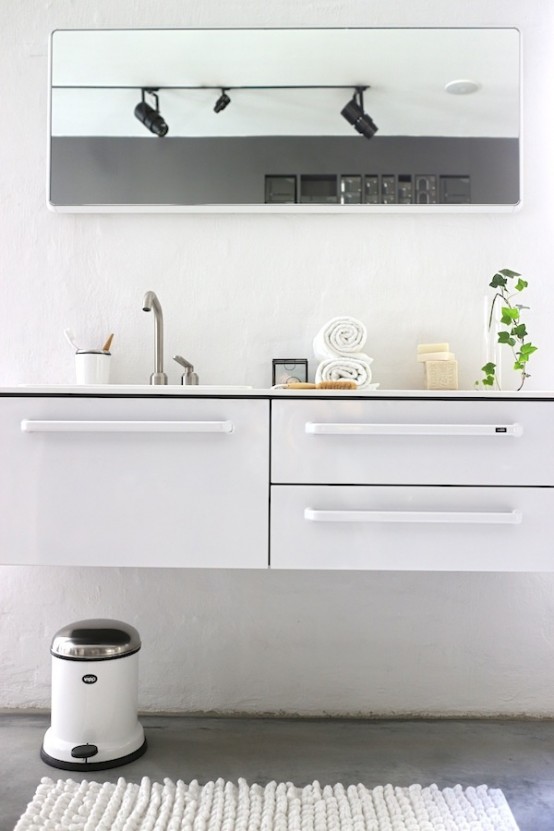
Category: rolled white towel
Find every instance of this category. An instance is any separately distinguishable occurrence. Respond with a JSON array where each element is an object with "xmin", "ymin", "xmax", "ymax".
[
  {"xmin": 315, "ymin": 354, "xmax": 379, "ymax": 390},
  {"xmin": 313, "ymin": 316, "xmax": 367, "ymax": 359}
]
